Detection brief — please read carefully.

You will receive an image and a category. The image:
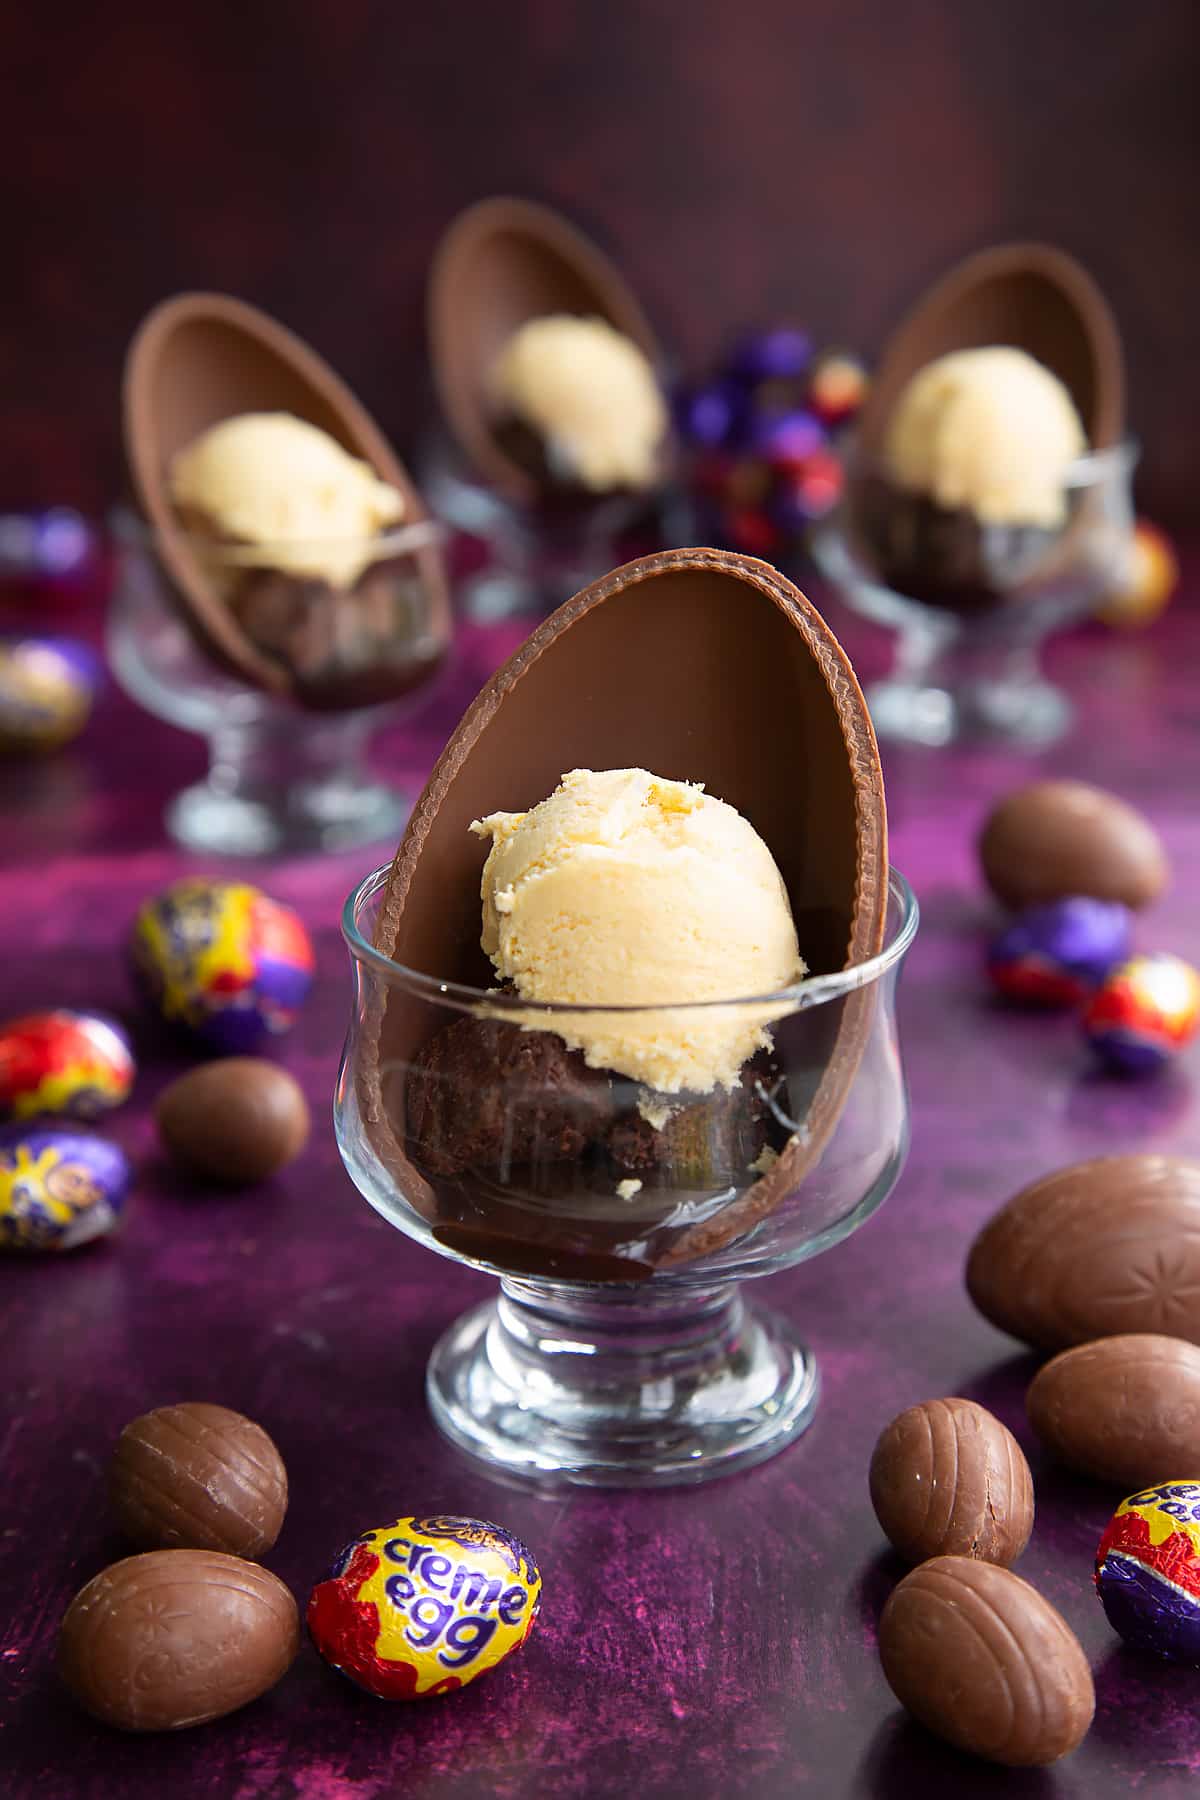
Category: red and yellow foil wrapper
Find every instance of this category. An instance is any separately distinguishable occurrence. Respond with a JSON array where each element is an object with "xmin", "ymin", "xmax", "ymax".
[
  {"xmin": 0, "ymin": 1010, "xmax": 135, "ymax": 1120},
  {"xmin": 1083, "ymin": 953, "xmax": 1200, "ymax": 1075},
  {"xmin": 307, "ymin": 1514, "xmax": 541, "ymax": 1699},
  {"xmin": 1096, "ymin": 1483, "xmax": 1200, "ymax": 1662}
]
